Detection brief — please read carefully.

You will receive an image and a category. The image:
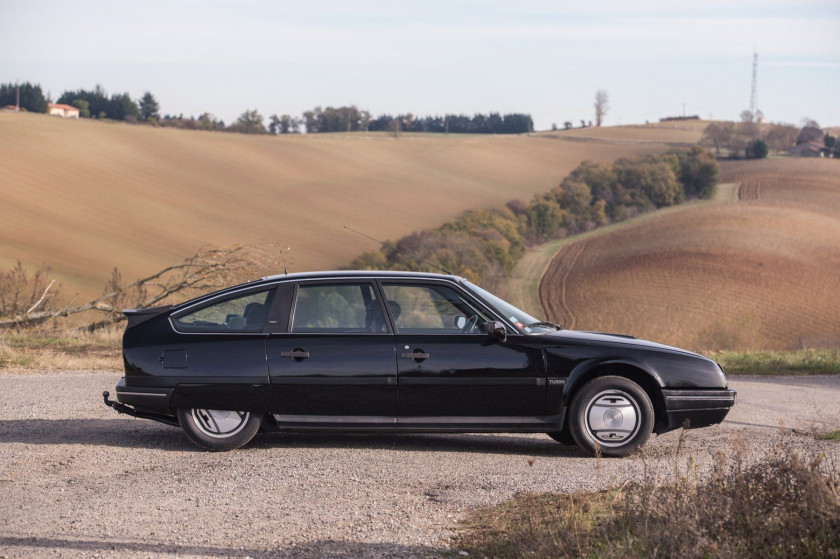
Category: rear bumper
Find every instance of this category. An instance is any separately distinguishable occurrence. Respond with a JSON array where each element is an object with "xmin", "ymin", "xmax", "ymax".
[
  {"xmin": 661, "ymin": 388, "xmax": 736, "ymax": 430},
  {"xmin": 115, "ymin": 377, "xmax": 173, "ymax": 414}
]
